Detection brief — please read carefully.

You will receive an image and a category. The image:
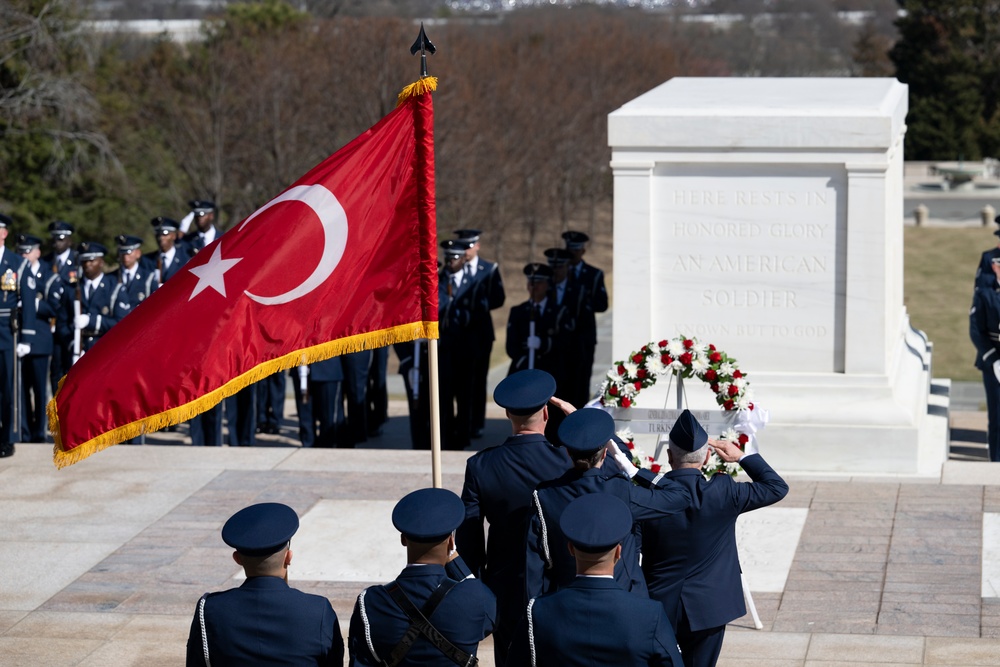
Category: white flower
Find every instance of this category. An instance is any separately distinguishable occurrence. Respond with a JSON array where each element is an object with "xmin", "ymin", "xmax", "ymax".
[
  {"xmin": 693, "ymin": 341, "xmax": 709, "ymax": 355},
  {"xmin": 719, "ymin": 362, "xmax": 735, "ymax": 375},
  {"xmin": 667, "ymin": 339, "xmax": 685, "ymax": 357},
  {"xmin": 606, "ymin": 369, "xmax": 620, "ymax": 381},
  {"xmin": 669, "ymin": 359, "xmax": 684, "ymax": 372},
  {"xmin": 647, "ymin": 355, "xmax": 667, "ymax": 376},
  {"xmin": 623, "ymin": 361, "xmax": 639, "ymax": 378},
  {"xmin": 616, "ymin": 427, "xmax": 634, "ymax": 442},
  {"xmin": 718, "ymin": 381, "xmax": 731, "ymax": 395},
  {"xmin": 737, "ymin": 395, "xmax": 753, "ymax": 411},
  {"xmin": 721, "ymin": 427, "xmax": 739, "ymax": 441},
  {"xmin": 691, "ymin": 355, "xmax": 709, "ymax": 374},
  {"xmin": 733, "ymin": 377, "xmax": 746, "ymax": 390}
]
